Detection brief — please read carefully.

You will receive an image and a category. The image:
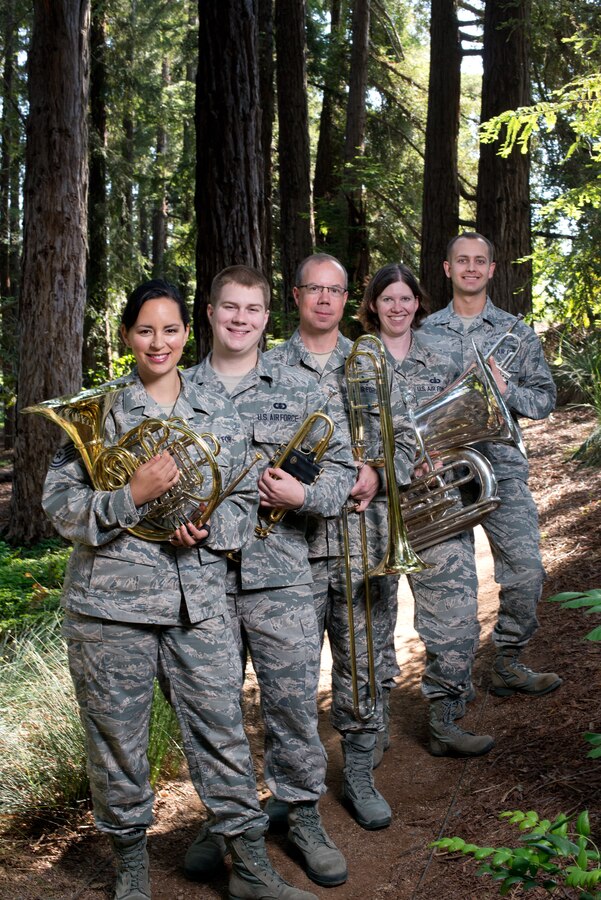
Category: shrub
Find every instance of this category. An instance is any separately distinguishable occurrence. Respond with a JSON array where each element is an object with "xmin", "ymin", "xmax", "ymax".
[{"xmin": 0, "ymin": 539, "xmax": 71, "ymax": 635}]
